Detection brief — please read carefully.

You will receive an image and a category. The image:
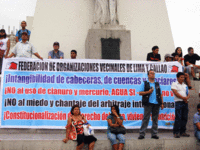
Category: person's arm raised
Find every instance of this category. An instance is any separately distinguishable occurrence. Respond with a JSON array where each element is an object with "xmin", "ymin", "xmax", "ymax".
[{"xmin": 113, "ymin": 112, "xmax": 123, "ymax": 126}]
